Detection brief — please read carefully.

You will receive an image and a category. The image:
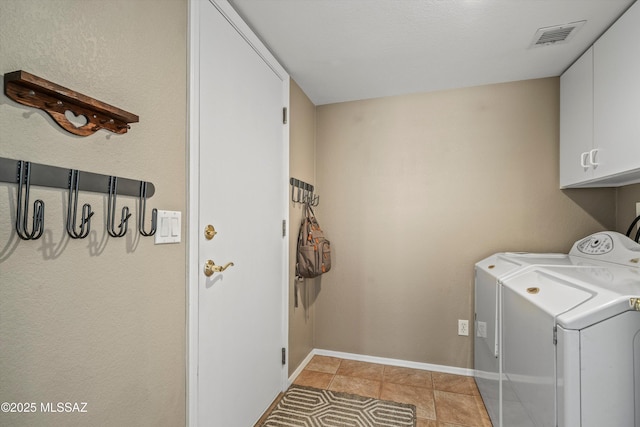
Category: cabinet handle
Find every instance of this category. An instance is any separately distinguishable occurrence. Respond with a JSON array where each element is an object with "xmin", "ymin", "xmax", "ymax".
[
  {"xmin": 580, "ymin": 152, "xmax": 590, "ymax": 168},
  {"xmin": 589, "ymin": 149, "xmax": 599, "ymax": 166}
]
